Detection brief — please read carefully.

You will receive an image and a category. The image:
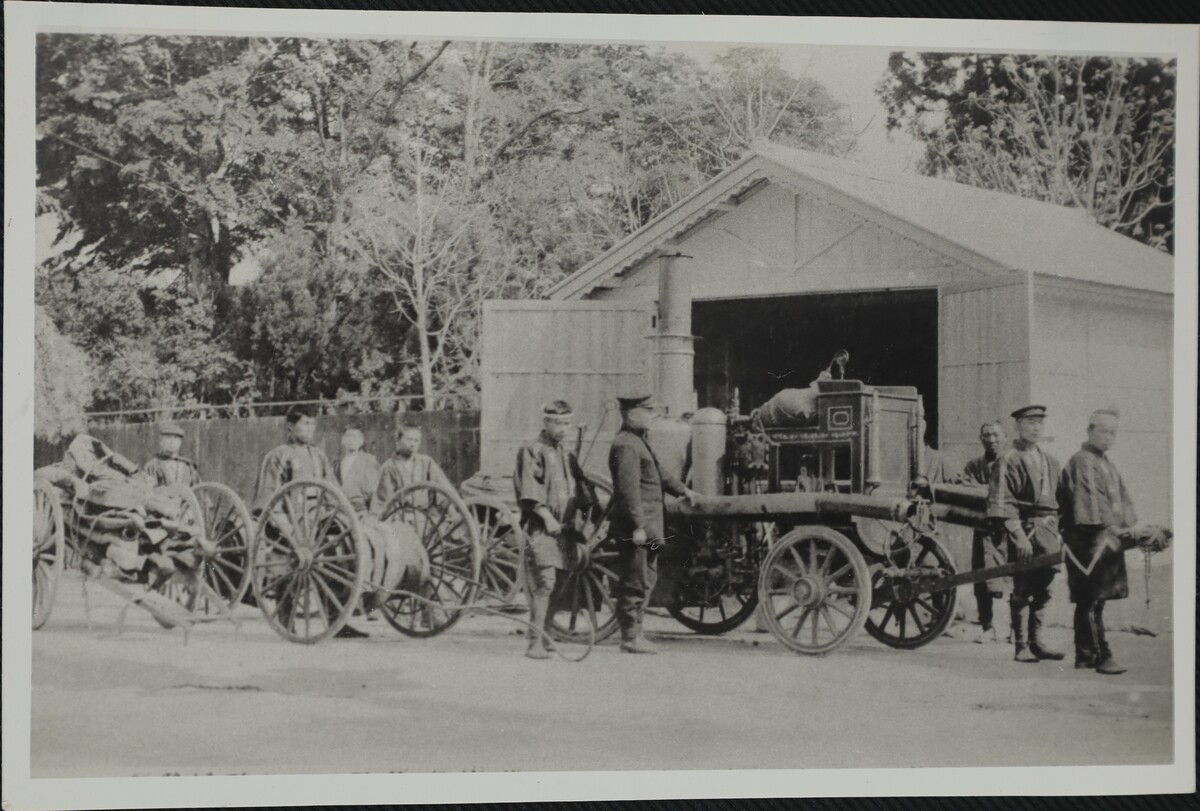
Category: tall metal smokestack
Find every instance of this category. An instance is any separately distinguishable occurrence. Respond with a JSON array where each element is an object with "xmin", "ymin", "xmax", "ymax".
[{"xmin": 654, "ymin": 249, "xmax": 697, "ymax": 416}]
